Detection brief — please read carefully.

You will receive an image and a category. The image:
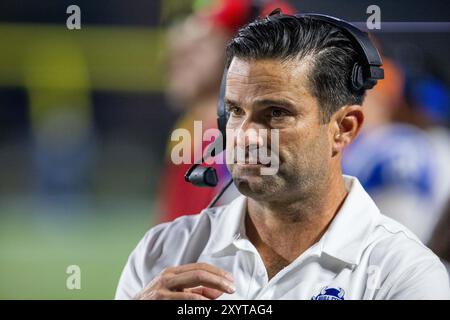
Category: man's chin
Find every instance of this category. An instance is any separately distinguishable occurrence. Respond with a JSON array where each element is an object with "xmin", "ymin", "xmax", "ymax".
[{"xmin": 232, "ymin": 174, "xmax": 276, "ymax": 200}]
